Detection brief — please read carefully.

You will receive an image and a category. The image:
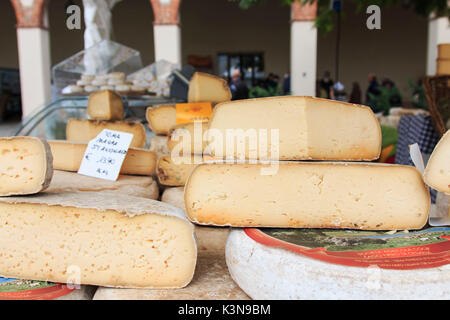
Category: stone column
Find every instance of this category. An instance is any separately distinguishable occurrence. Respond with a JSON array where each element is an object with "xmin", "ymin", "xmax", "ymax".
[
  {"xmin": 290, "ymin": 1, "xmax": 318, "ymax": 96},
  {"xmin": 150, "ymin": 0, "xmax": 181, "ymax": 65},
  {"xmin": 11, "ymin": 0, "xmax": 51, "ymax": 118},
  {"xmin": 427, "ymin": 16, "xmax": 450, "ymax": 75}
]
